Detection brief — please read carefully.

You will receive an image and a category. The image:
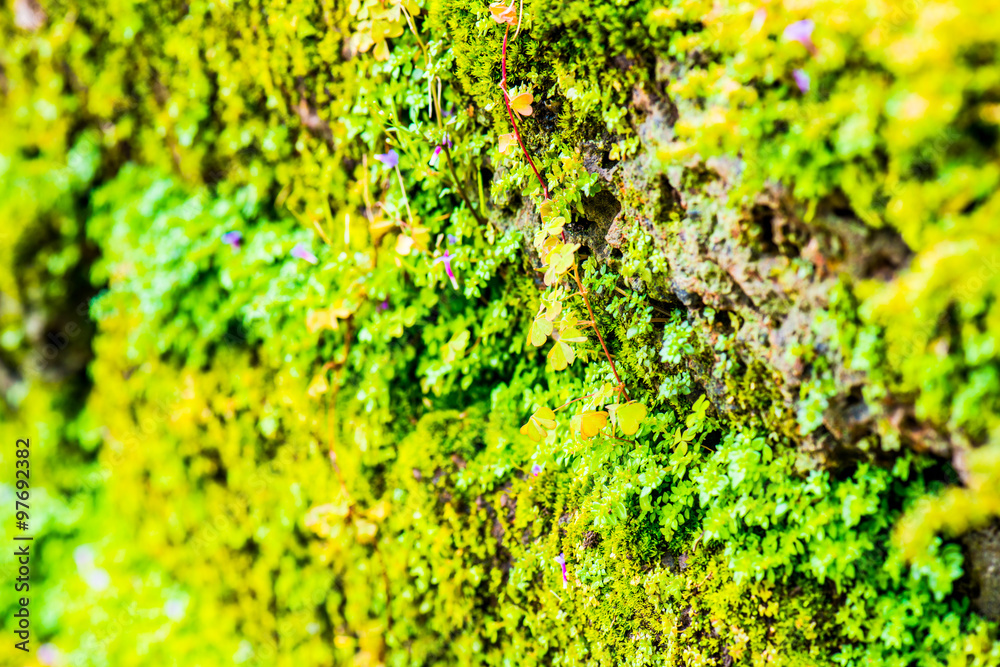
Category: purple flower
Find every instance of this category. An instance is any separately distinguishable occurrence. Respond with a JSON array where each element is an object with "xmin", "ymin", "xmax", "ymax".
[
  {"xmin": 531, "ymin": 463, "xmax": 543, "ymax": 477},
  {"xmin": 792, "ymin": 69, "xmax": 811, "ymax": 93},
  {"xmin": 375, "ymin": 149, "xmax": 399, "ymax": 168},
  {"xmin": 377, "ymin": 300, "xmax": 390, "ymax": 312},
  {"xmin": 221, "ymin": 230, "xmax": 243, "ymax": 250},
  {"xmin": 783, "ymin": 19, "xmax": 816, "ymax": 54},
  {"xmin": 554, "ymin": 553, "xmax": 567, "ymax": 588},
  {"xmin": 433, "ymin": 250, "xmax": 459, "ymax": 290},
  {"xmin": 447, "ymin": 234, "xmax": 458, "ymax": 245},
  {"xmin": 291, "ymin": 243, "xmax": 318, "ymax": 264}
]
